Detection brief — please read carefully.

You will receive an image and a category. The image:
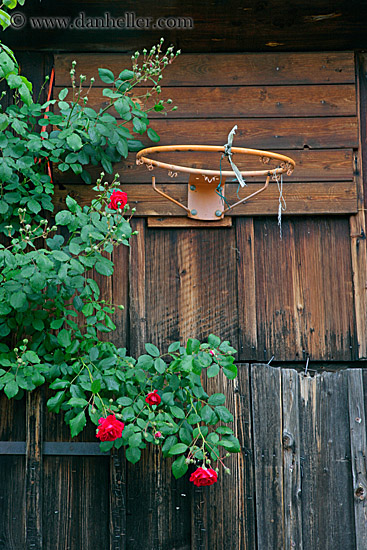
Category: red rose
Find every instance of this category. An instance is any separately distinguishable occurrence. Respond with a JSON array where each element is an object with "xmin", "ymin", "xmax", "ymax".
[
  {"xmin": 189, "ymin": 467, "xmax": 218, "ymax": 487},
  {"xmin": 154, "ymin": 431, "xmax": 162, "ymax": 439},
  {"xmin": 108, "ymin": 190, "xmax": 128, "ymax": 210},
  {"xmin": 96, "ymin": 414, "xmax": 125, "ymax": 442},
  {"xmin": 145, "ymin": 389, "xmax": 161, "ymax": 406}
]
